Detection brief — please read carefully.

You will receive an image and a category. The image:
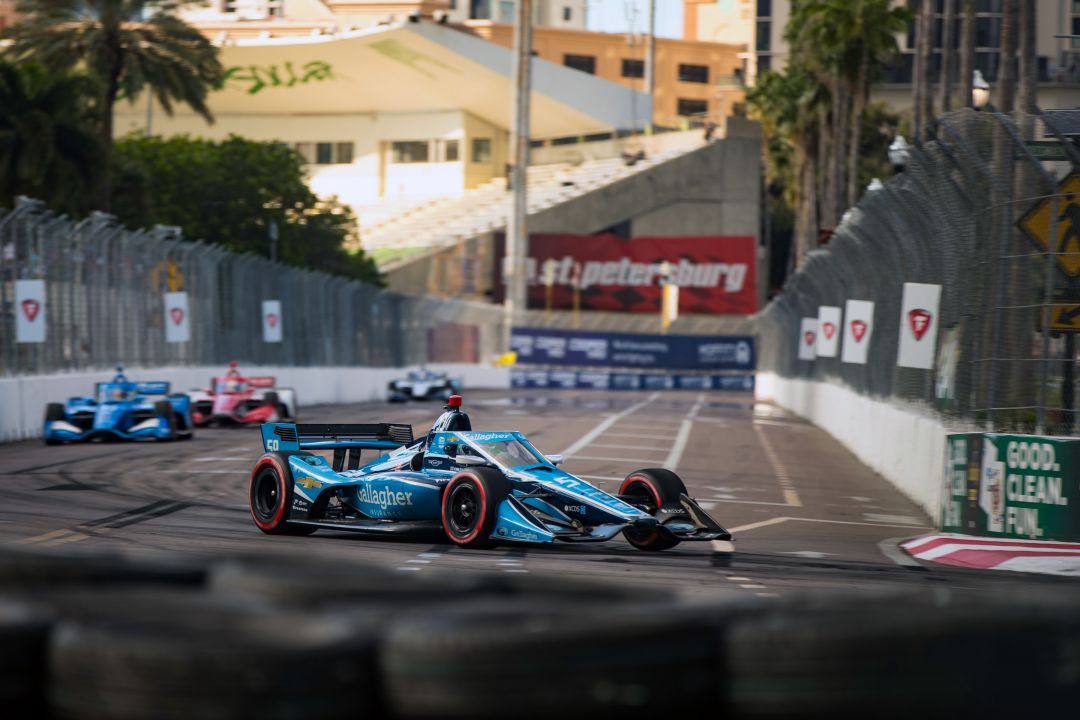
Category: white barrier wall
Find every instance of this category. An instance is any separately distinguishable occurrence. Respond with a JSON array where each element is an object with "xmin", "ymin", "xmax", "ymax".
[
  {"xmin": 0, "ymin": 364, "xmax": 509, "ymax": 443},
  {"xmin": 756, "ymin": 372, "xmax": 954, "ymax": 521}
]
